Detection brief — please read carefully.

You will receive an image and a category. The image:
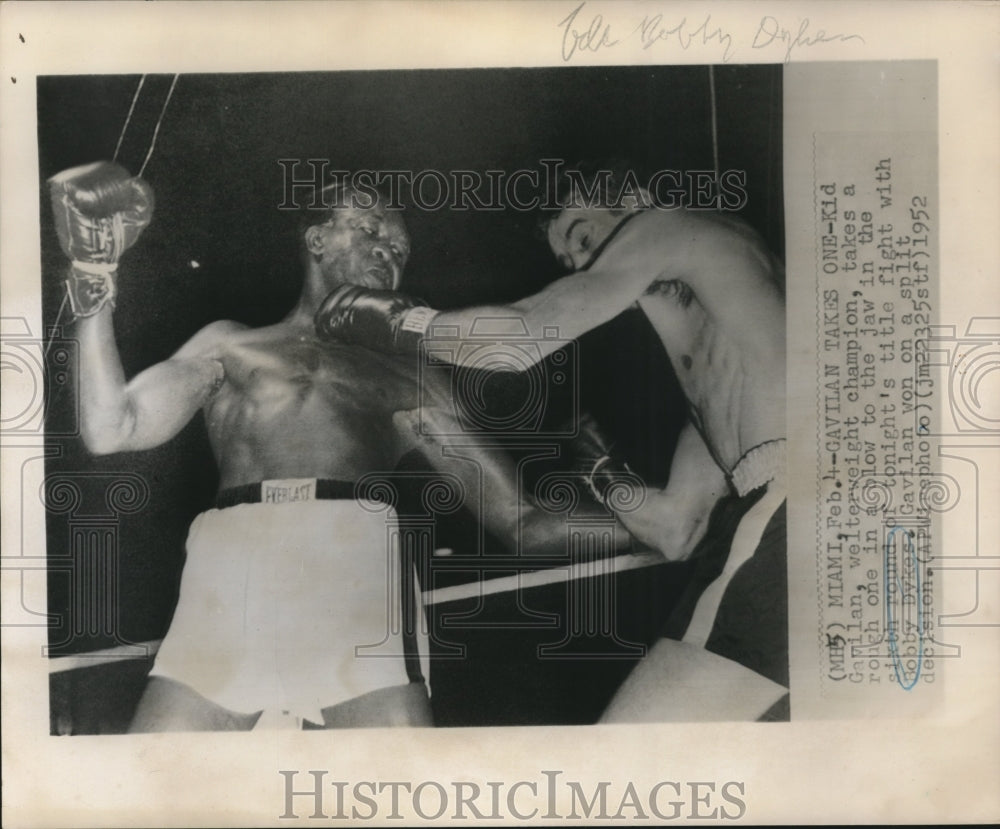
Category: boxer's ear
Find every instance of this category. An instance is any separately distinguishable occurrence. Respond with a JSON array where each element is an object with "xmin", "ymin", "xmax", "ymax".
[{"xmin": 304, "ymin": 224, "xmax": 325, "ymax": 256}]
